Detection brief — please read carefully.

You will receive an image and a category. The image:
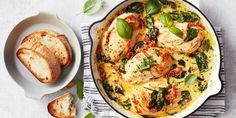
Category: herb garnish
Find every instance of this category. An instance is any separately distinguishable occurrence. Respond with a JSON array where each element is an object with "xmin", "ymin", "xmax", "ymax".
[{"xmin": 138, "ymin": 58, "xmax": 156, "ymax": 71}]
